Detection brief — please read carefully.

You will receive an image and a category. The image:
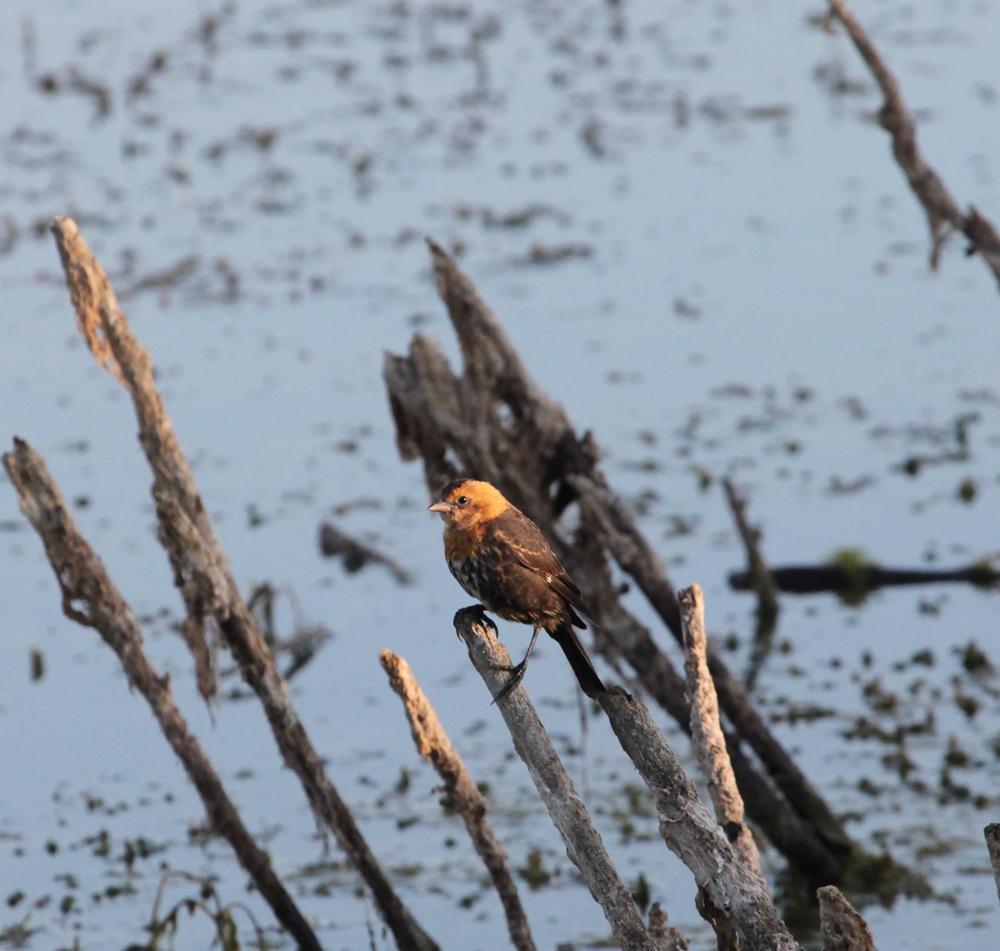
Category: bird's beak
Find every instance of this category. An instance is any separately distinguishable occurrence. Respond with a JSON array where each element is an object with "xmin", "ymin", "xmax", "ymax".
[{"xmin": 427, "ymin": 501, "xmax": 452, "ymax": 514}]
